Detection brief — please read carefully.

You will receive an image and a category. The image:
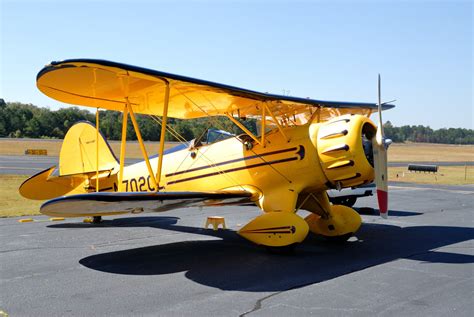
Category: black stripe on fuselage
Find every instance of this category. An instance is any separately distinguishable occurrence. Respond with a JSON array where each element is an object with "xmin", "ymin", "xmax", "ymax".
[
  {"xmin": 166, "ymin": 146, "xmax": 298, "ymax": 178},
  {"xmin": 166, "ymin": 156, "xmax": 298, "ymax": 185}
]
